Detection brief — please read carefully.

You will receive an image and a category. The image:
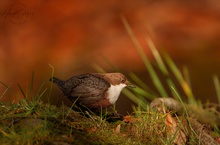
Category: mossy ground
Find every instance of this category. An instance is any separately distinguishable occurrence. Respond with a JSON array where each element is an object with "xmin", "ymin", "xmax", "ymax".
[
  {"xmin": 0, "ymin": 99, "xmax": 169, "ymax": 145},
  {"xmin": 1, "ymin": 97, "xmax": 220, "ymax": 145}
]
